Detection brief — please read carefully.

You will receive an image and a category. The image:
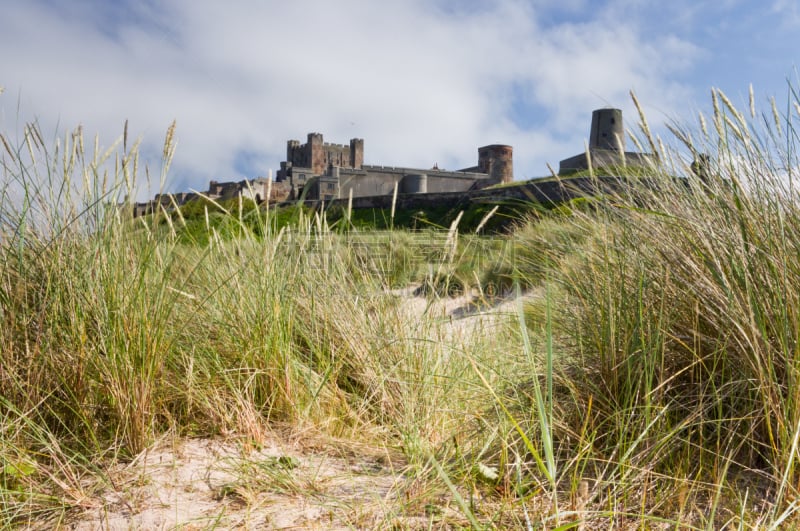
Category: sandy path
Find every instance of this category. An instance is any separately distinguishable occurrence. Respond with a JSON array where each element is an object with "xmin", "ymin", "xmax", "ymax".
[
  {"xmin": 69, "ymin": 435, "xmax": 410, "ymax": 530},
  {"xmin": 63, "ymin": 290, "xmax": 526, "ymax": 530}
]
